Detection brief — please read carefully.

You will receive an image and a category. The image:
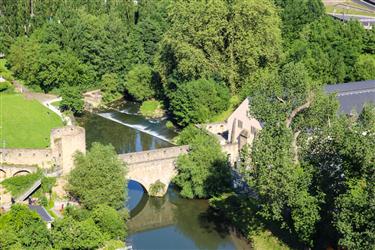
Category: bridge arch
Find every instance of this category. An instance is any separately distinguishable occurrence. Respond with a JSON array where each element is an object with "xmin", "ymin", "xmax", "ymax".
[{"xmin": 13, "ymin": 170, "xmax": 31, "ymax": 177}]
